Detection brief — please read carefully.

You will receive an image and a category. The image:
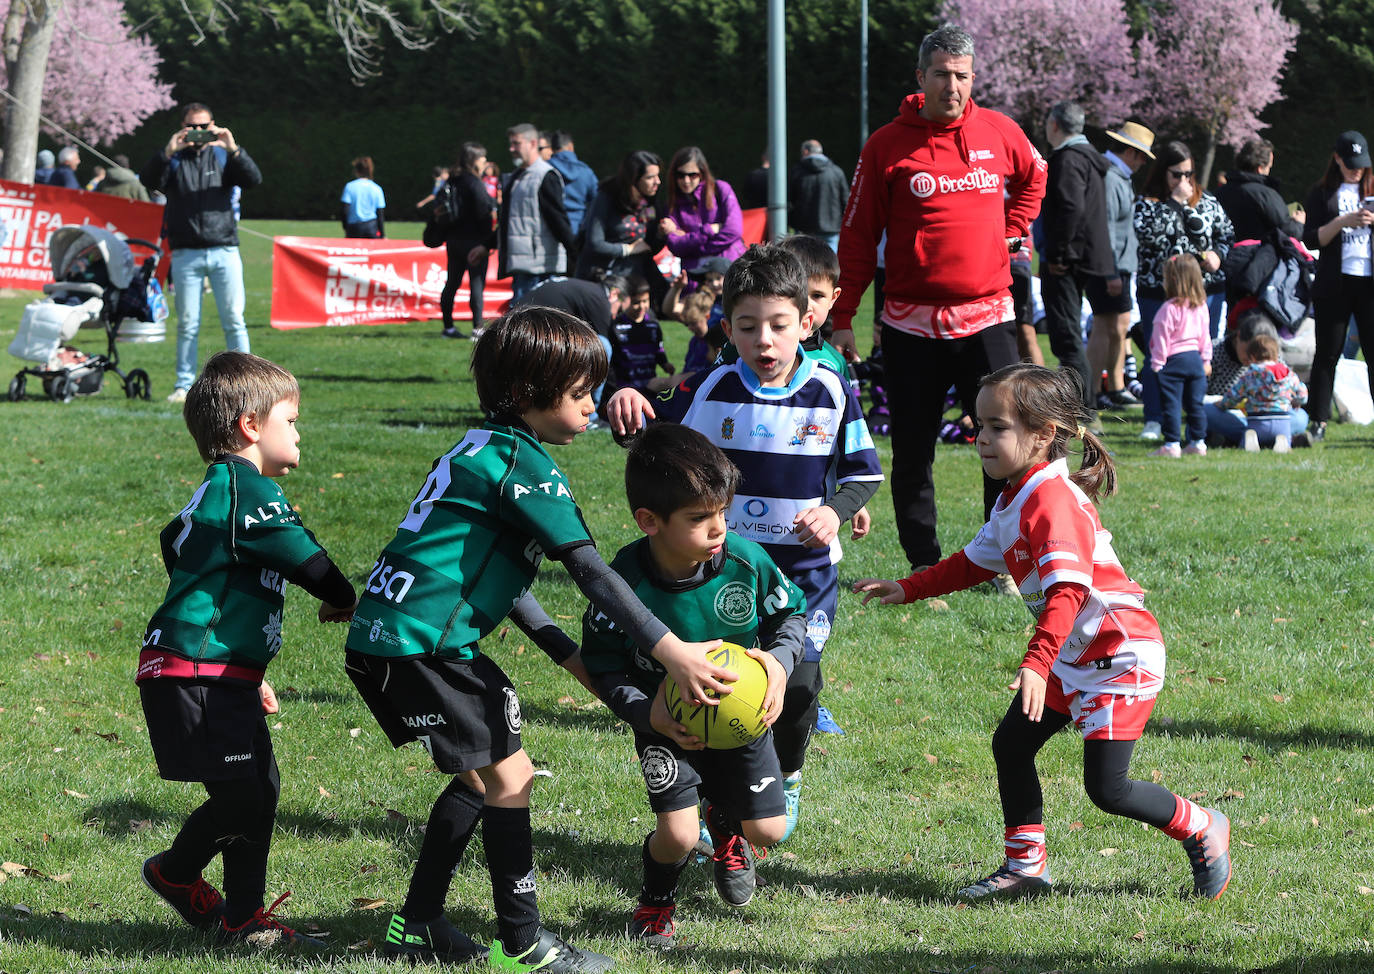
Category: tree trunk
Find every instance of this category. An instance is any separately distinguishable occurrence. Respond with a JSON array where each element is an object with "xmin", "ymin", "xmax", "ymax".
[
  {"xmin": 1198, "ymin": 126, "xmax": 1219, "ymax": 192},
  {"xmin": 1, "ymin": 0, "xmax": 62, "ymax": 184}
]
